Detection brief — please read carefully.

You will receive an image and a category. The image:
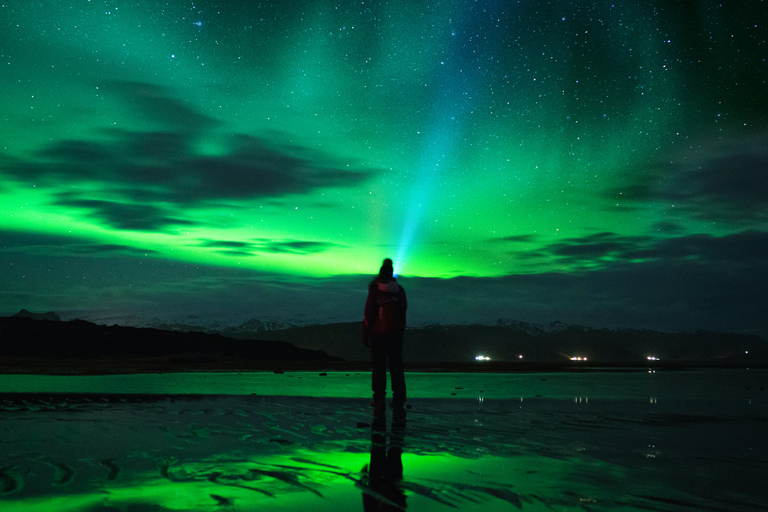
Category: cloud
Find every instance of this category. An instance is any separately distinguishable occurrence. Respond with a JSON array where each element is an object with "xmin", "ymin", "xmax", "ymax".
[
  {"xmin": 253, "ymin": 239, "xmax": 344, "ymax": 255},
  {"xmin": 197, "ymin": 238, "xmax": 345, "ymax": 256},
  {"xmin": 4, "ymin": 131, "xmax": 377, "ymax": 233},
  {"xmin": 106, "ymin": 81, "xmax": 222, "ymax": 133},
  {"xmin": 629, "ymin": 230, "xmax": 768, "ymax": 262},
  {"xmin": 0, "ymin": 230, "xmax": 158, "ymax": 257},
  {"xmin": 494, "ymin": 234, "xmax": 538, "ymax": 243},
  {"xmin": 2, "ymin": 229, "xmax": 765, "ymax": 337},
  {"xmin": 610, "ymin": 132, "xmax": 768, "ymax": 225},
  {"xmin": 0, "ymin": 80, "xmax": 379, "ymax": 232},
  {"xmin": 650, "ymin": 221, "xmax": 685, "ymax": 234},
  {"xmin": 547, "ymin": 232, "xmax": 651, "ymax": 264},
  {"xmin": 199, "ymin": 240, "xmax": 254, "ymax": 250},
  {"xmin": 402, "ymin": 255, "xmax": 768, "ymax": 336},
  {"xmin": 540, "ymin": 230, "xmax": 768, "ymax": 268},
  {"xmin": 24, "ymin": 129, "xmax": 375, "ymax": 205},
  {"xmin": 55, "ymin": 197, "xmax": 197, "ymax": 232}
]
